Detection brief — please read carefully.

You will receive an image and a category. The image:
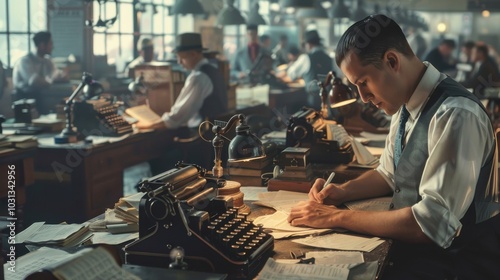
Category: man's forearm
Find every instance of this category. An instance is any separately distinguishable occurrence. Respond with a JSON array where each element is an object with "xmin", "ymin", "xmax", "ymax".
[{"xmin": 338, "ymin": 169, "xmax": 393, "ymax": 203}]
